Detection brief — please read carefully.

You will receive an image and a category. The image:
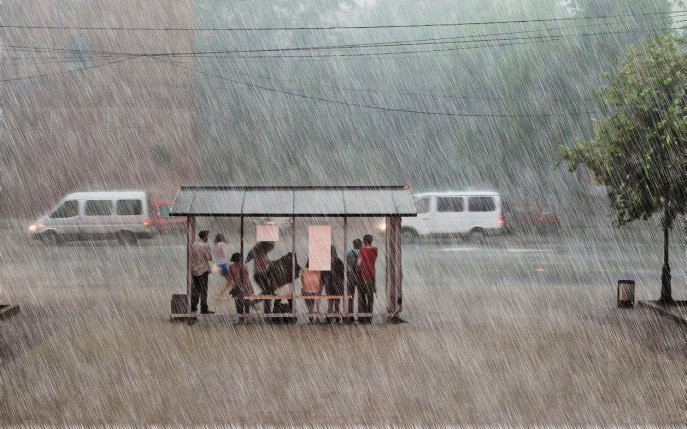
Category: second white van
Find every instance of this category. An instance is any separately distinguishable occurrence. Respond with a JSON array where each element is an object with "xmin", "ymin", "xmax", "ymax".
[{"xmin": 401, "ymin": 191, "xmax": 506, "ymax": 243}]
